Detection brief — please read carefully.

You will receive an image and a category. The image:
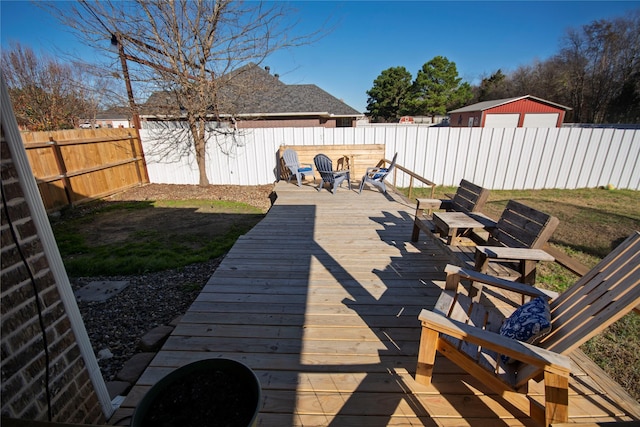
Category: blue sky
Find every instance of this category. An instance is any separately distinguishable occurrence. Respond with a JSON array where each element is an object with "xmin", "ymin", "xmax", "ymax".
[{"xmin": 2, "ymin": 1, "xmax": 639, "ymax": 113}]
